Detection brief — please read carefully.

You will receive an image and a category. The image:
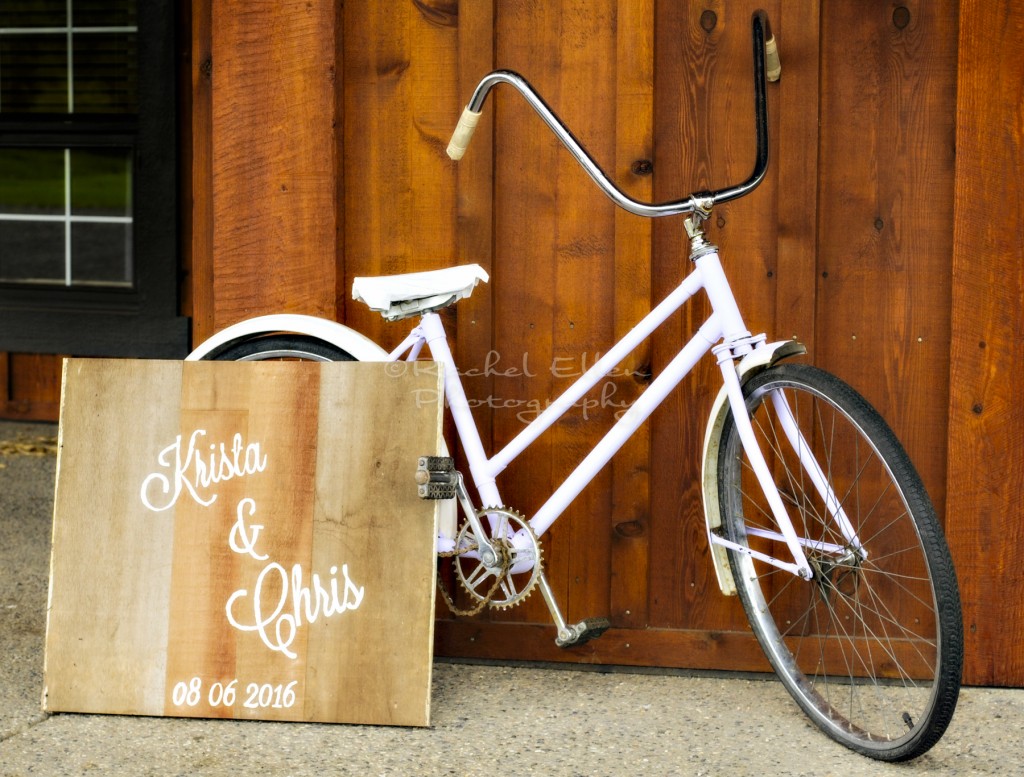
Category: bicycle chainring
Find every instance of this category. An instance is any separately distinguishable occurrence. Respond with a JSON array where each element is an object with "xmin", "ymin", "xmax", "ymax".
[{"xmin": 453, "ymin": 507, "xmax": 542, "ymax": 610}]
